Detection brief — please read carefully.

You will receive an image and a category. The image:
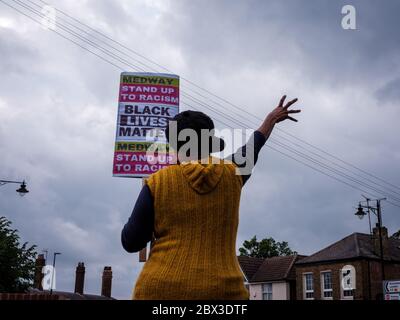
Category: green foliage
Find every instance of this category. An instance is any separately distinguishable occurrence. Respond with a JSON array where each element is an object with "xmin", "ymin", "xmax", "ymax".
[
  {"xmin": 0, "ymin": 216, "xmax": 37, "ymax": 293},
  {"xmin": 239, "ymin": 235, "xmax": 296, "ymax": 258}
]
